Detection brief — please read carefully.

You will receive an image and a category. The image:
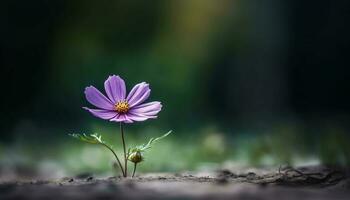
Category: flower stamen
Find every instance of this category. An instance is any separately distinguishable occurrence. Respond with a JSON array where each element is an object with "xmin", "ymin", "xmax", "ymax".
[{"xmin": 115, "ymin": 100, "xmax": 129, "ymax": 113}]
